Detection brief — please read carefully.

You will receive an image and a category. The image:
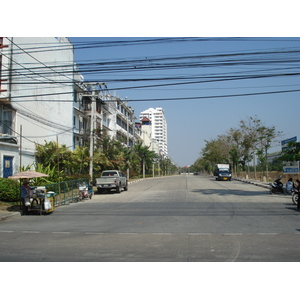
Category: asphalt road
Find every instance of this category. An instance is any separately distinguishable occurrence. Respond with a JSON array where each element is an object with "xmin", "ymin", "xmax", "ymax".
[{"xmin": 0, "ymin": 175, "xmax": 300, "ymax": 261}]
